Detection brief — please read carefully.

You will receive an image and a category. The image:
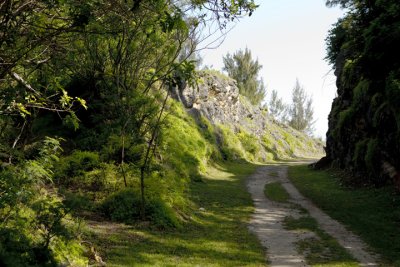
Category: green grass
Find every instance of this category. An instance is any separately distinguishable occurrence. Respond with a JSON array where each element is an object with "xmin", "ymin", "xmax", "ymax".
[
  {"xmin": 263, "ymin": 182, "xmax": 290, "ymax": 203},
  {"xmin": 87, "ymin": 161, "xmax": 265, "ymax": 266},
  {"xmin": 269, "ymin": 171, "xmax": 279, "ymax": 177},
  {"xmin": 288, "ymin": 165, "xmax": 400, "ymax": 266},
  {"xmin": 284, "ymin": 215, "xmax": 358, "ymax": 266}
]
